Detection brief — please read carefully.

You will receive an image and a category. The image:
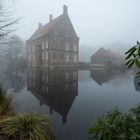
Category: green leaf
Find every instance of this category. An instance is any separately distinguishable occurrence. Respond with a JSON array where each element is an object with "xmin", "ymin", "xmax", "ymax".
[
  {"xmin": 127, "ymin": 60, "xmax": 135, "ymax": 68},
  {"xmin": 125, "ymin": 47, "xmax": 136, "ymax": 55},
  {"xmin": 138, "ymin": 46, "xmax": 140, "ymax": 56},
  {"xmin": 125, "ymin": 59, "xmax": 133, "ymax": 66},
  {"xmin": 135, "ymin": 59, "xmax": 140, "ymax": 68},
  {"xmin": 125, "ymin": 48, "xmax": 137, "ymax": 60},
  {"xmin": 133, "ymin": 54, "xmax": 136, "ymax": 58}
]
